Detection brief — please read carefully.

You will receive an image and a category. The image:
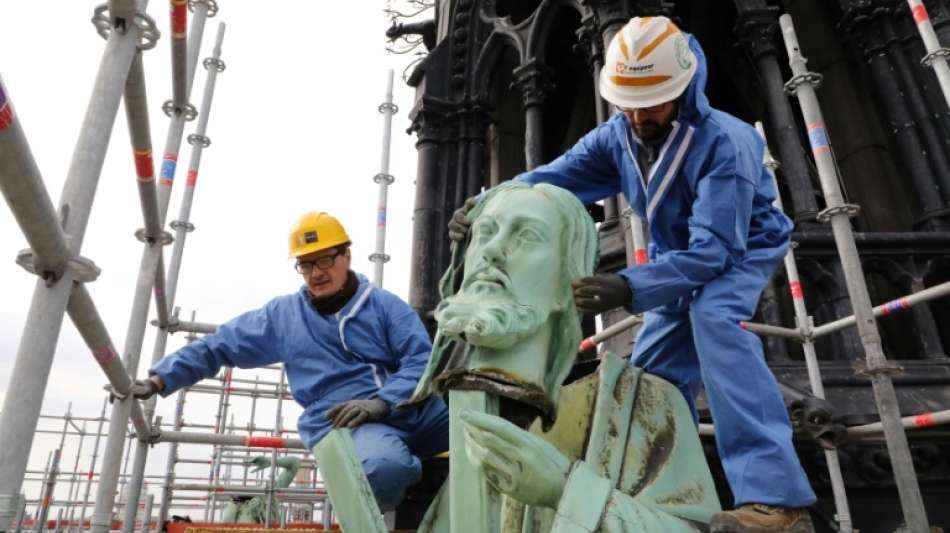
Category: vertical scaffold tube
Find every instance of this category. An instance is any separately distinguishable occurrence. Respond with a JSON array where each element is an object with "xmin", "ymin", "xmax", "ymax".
[
  {"xmin": 78, "ymin": 400, "xmax": 107, "ymax": 533},
  {"xmin": 156, "ymin": 0, "xmax": 213, "ymax": 219},
  {"xmin": 123, "ymin": 24, "xmax": 227, "ymax": 531},
  {"xmin": 780, "ymin": 15, "xmax": 930, "ymax": 532},
  {"xmin": 0, "ymin": 0, "xmax": 147, "ymax": 525},
  {"xmin": 169, "ymin": 0, "xmax": 187, "ymax": 111},
  {"xmin": 35, "ymin": 449, "xmax": 61, "ymax": 533},
  {"xmin": 157, "ymin": 390, "xmax": 186, "ymax": 528},
  {"xmin": 371, "ymin": 69, "xmax": 397, "ymax": 287},
  {"xmin": 755, "ymin": 122, "xmax": 852, "ymax": 533},
  {"xmin": 907, "ymin": 0, "xmax": 950, "ymax": 114}
]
